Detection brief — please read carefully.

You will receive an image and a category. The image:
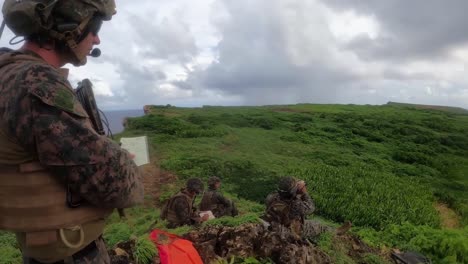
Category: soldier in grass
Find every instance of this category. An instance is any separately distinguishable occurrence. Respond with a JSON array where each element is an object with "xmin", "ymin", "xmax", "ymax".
[
  {"xmin": 200, "ymin": 176, "xmax": 239, "ymax": 218},
  {"xmin": 0, "ymin": 0, "xmax": 144, "ymax": 263},
  {"xmin": 262, "ymin": 176, "xmax": 351, "ymax": 239},
  {"xmin": 162, "ymin": 178, "xmax": 210, "ymax": 228}
]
